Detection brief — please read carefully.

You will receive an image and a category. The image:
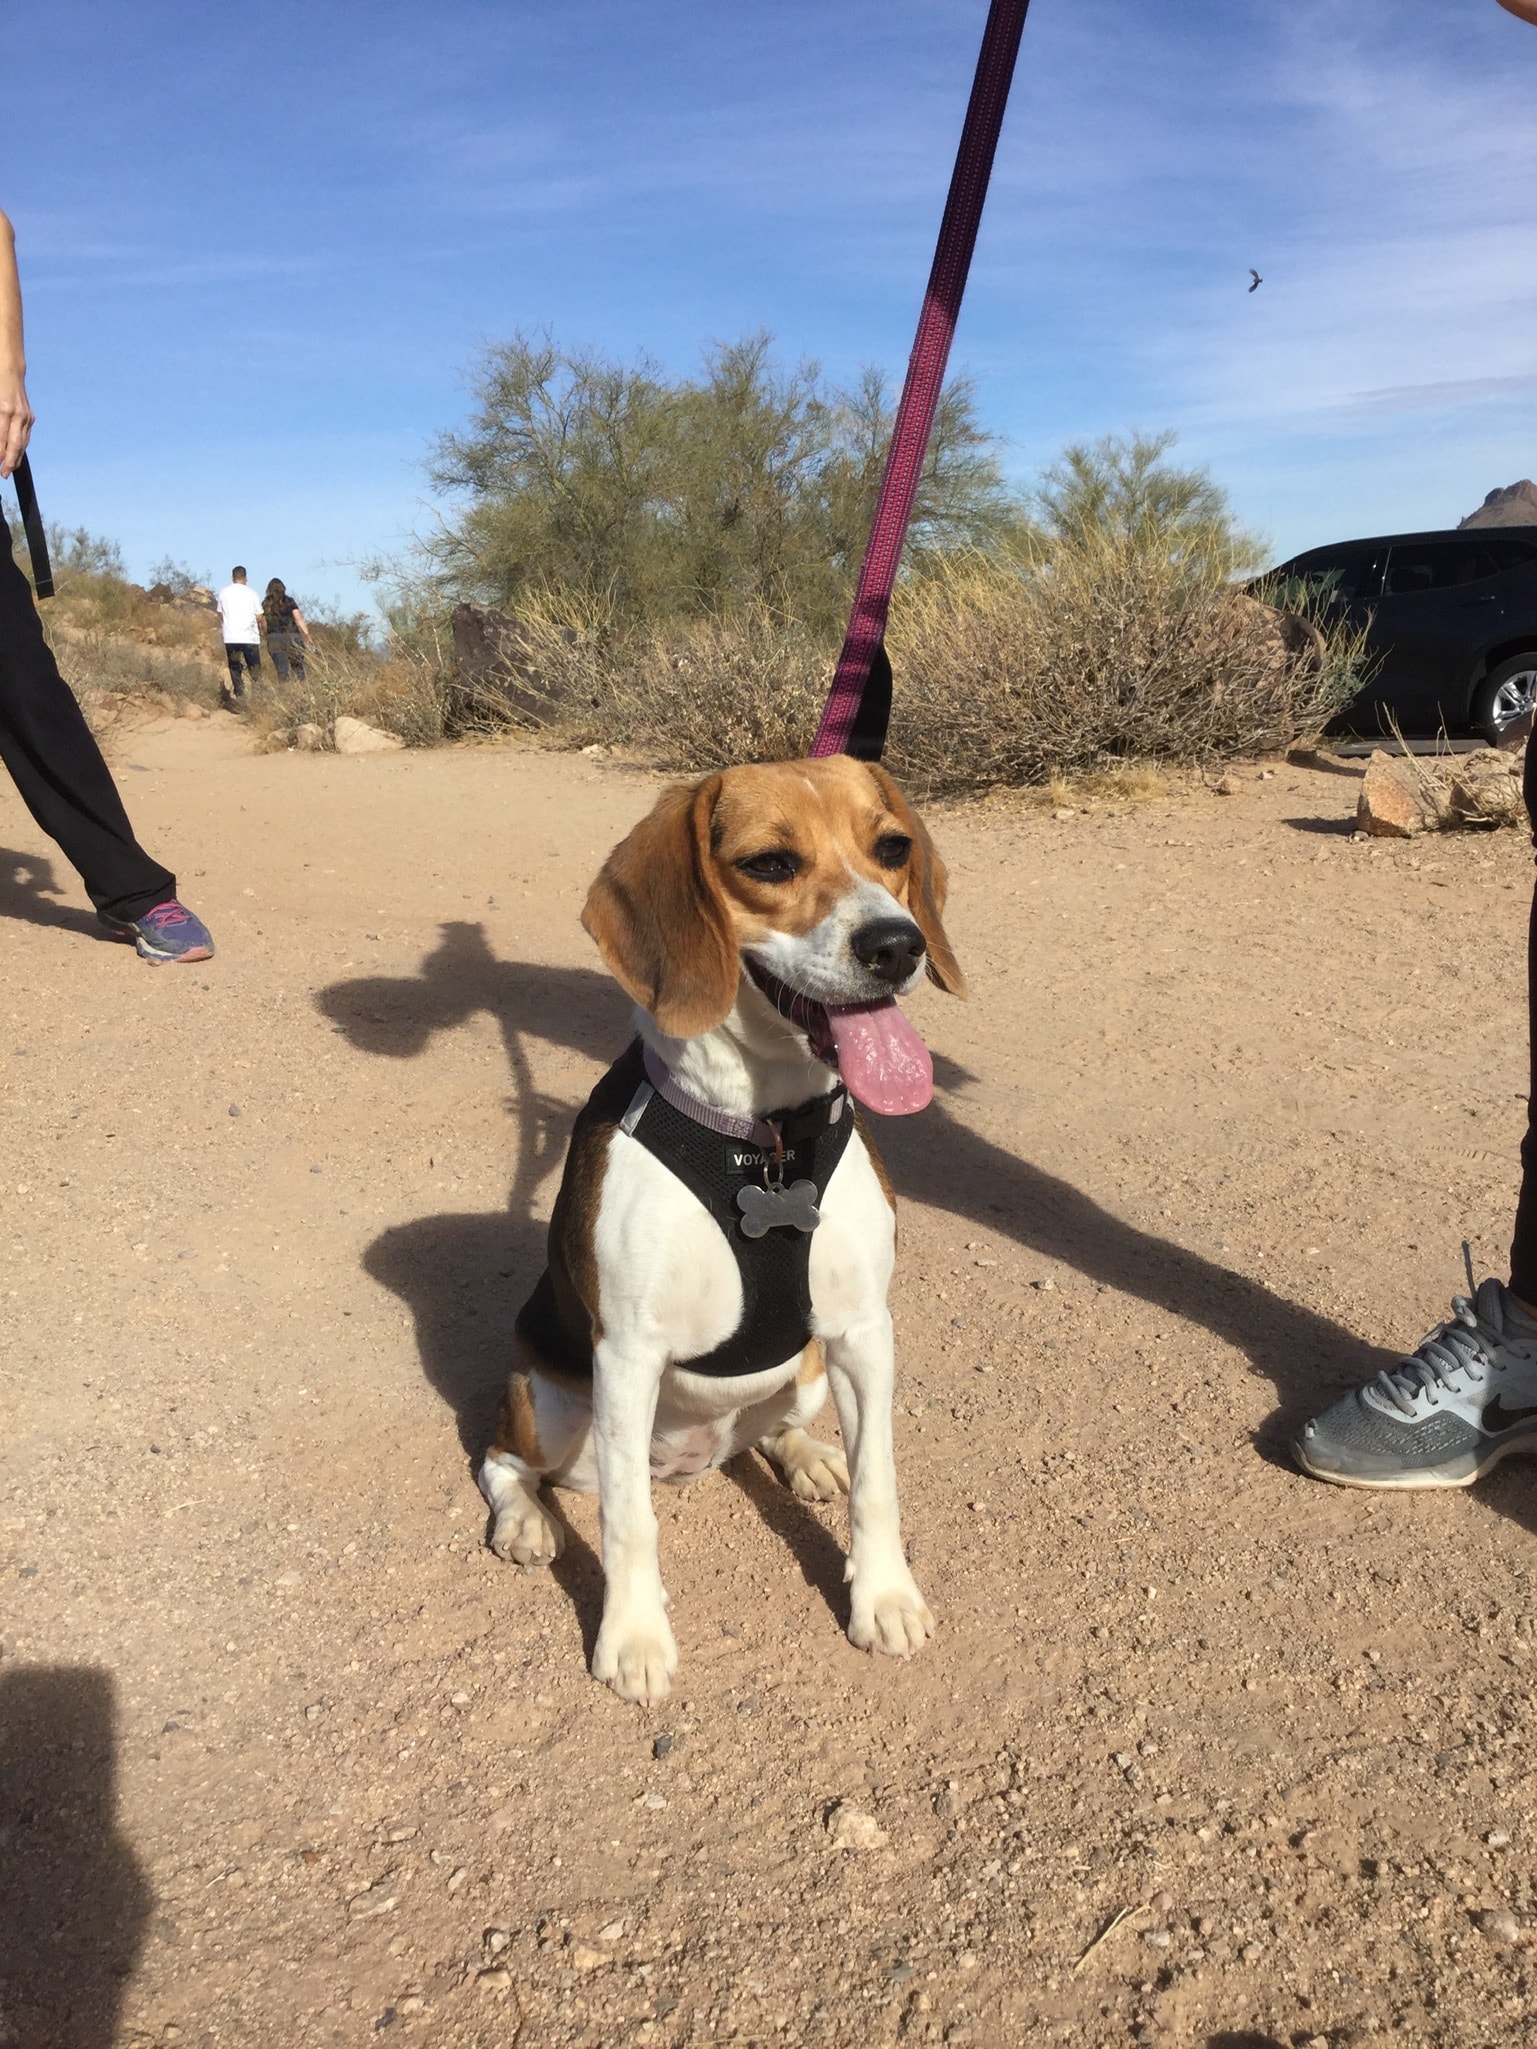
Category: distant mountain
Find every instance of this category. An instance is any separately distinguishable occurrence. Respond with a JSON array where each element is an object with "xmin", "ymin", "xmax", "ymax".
[{"xmin": 1460, "ymin": 480, "xmax": 1537, "ymax": 528}]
